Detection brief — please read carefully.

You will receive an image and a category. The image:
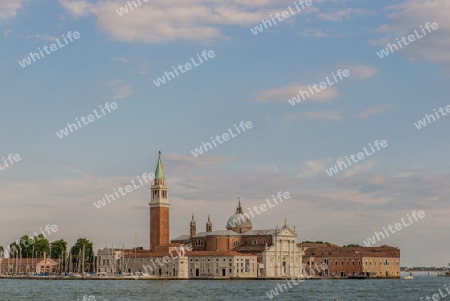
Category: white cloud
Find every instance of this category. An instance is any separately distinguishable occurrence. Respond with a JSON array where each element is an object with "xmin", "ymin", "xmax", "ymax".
[
  {"xmin": 28, "ymin": 34, "xmax": 58, "ymax": 42},
  {"xmin": 318, "ymin": 8, "xmax": 368, "ymax": 21},
  {"xmin": 165, "ymin": 153, "xmax": 234, "ymax": 169},
  {"xmin": 286, "ymin": 111, "xmax": 342, "ymax": 122},
  {"xmin": 254, "ymin": 84, "xmax": 339, "ymax": 104},
  {"xmin": 106, "ymin": 80, "xmax": 132, "ymax": 100},
  {"xmin": 374, "ymin": 0, "xmax": 450, "ymax": 65},
  {"xmin": 0, "ymin": 1, "xmax": 23, "ymax": 21},
  {"xmin": 58, "ymin": 0, "xmax": 316, "ymax": 43},
  {"xmin": 59, "ymin": 0, "xmax": 97, "ymax": 18},
  {"xmin": 112, "ymin": 56, "xmax": 127, "ymax": 63},
  {"xmin": 354, "ymin": 104, "xmax": 392, "ymax": 119},
  {"xmin": 296, "ymin": 158, "xmax": 333, "ymax": 178},
  {"xmin": 344, "ymin": 64, "xmax": 378, "ymax": 80},
  {"xmin": 299, "ymin": 28, "xmax": 329, "ymax": 37}
]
